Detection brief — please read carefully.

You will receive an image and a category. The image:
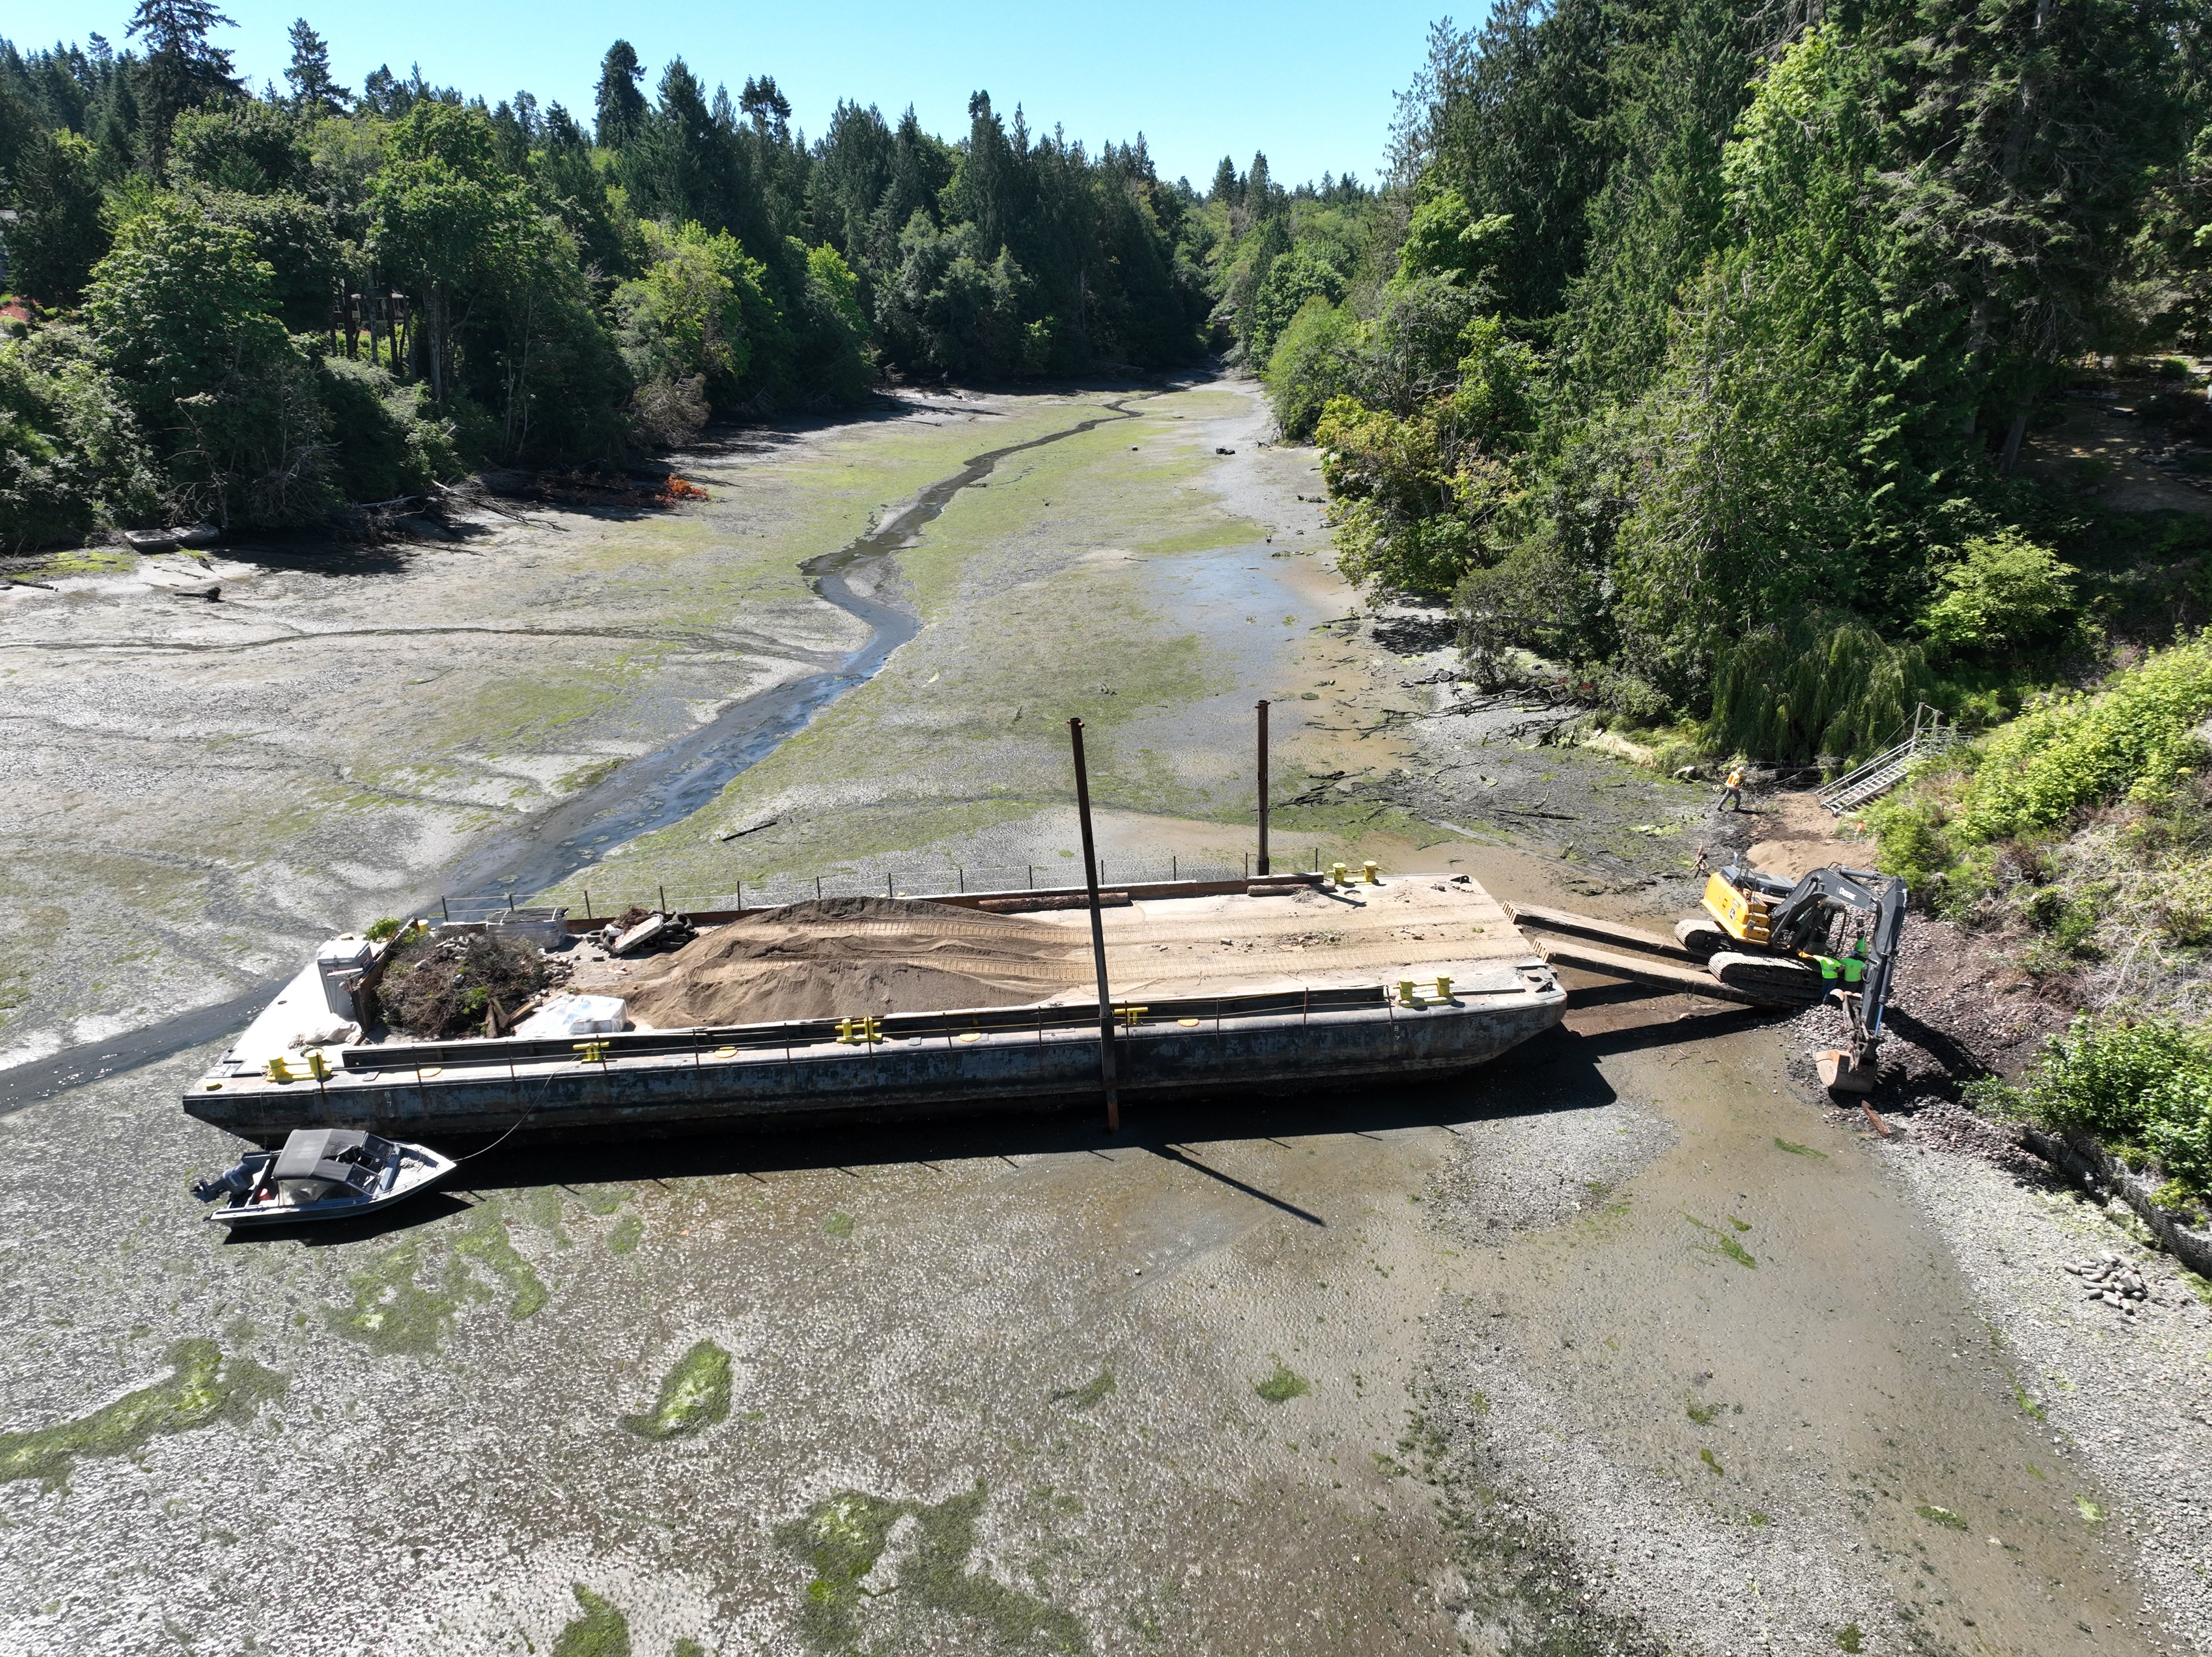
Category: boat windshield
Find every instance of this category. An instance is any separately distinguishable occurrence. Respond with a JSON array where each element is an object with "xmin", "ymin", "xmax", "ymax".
[
  {"xmin": 271, "ymin": 1128, "xmax": 393, "ymax": 1200},
  {"xmin": 279, "ymin": 1166, "xmax": 375, "ymax": 1203}
]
